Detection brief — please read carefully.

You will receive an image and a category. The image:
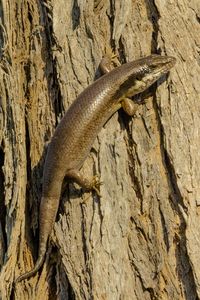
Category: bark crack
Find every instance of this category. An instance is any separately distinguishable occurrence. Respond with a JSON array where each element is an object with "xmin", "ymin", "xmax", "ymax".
[
  {"xmin": 0, "ymin": 143, "xmax": 6, "ymax": 265},
  {"xmin": 144, "ymin": 0, "xmax": 161, "ymax": 53},
  {"xmin": 153, "ymin": 93, "xmax": 198, "ymax": 299},
  {"xmin": 72, "ymin": 0, "xmax": 80, "ymax": 30},
  {"xmin": 42, "ymin": 1, "xmax": 64, "ymax": 125}
]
